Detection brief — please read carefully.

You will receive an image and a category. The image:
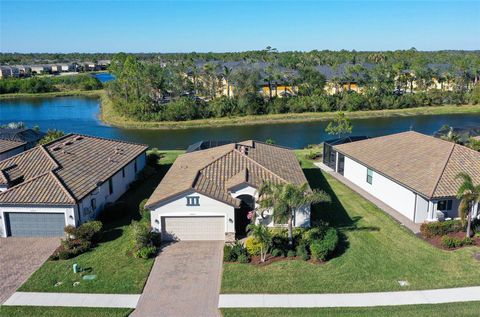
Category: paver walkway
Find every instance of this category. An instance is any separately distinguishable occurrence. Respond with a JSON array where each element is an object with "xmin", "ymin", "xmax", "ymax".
[
  {"xmin": 131, "ymin": 241, "xmax": 223, "ymax": 317},
  {"xmin": 218, "ymin": 286, "xmax": 480, "ymax": 308},
  {"xmin": 314, "ymin": 162, "xmax": 421, "ymax": 234},
  {"xmin": 3, "ymin": 292, "xmax": 139, "ymax": 308},
  {"xmin": 0, "ymin": 237, "xmax": 59, "ymax": 304}
]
